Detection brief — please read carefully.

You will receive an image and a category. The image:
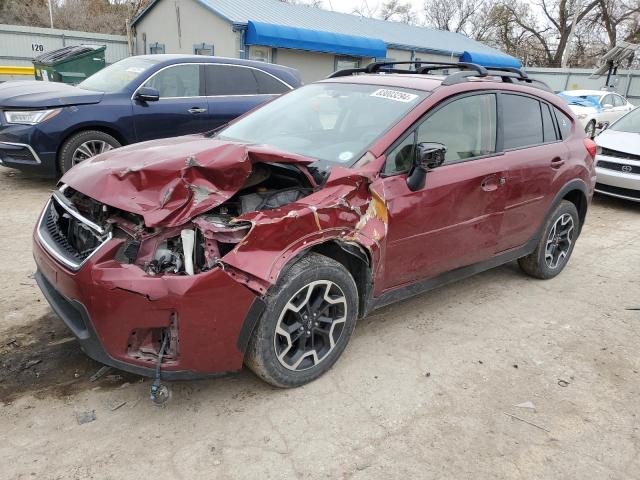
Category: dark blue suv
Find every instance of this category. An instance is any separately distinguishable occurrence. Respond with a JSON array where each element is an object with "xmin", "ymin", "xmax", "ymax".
[{"xmin": 0, "ymin": 55, "xmax": 301, "ymax": 176}]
